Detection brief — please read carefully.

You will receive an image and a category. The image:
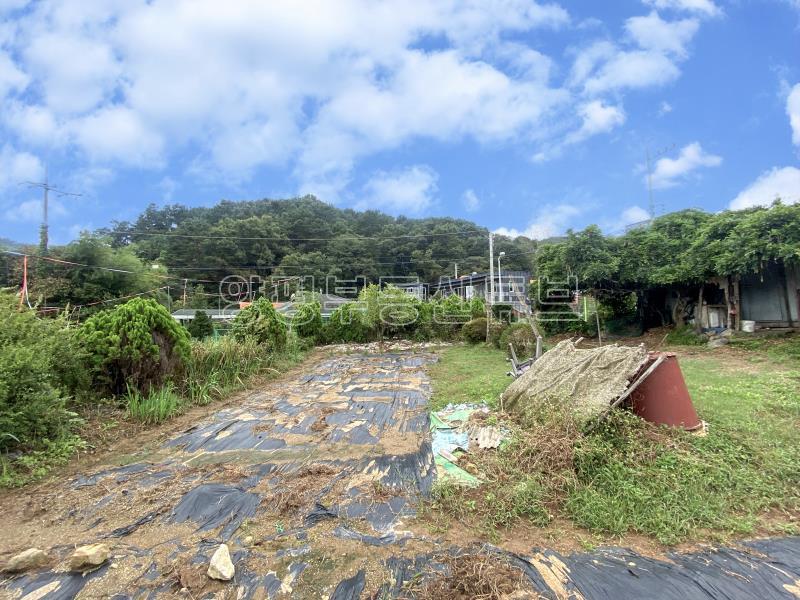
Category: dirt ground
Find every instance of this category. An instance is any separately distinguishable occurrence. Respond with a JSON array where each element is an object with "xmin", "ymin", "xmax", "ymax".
[{"xmin": 1, "ymin": 346, "xmax": 798, "ymax": 600}]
